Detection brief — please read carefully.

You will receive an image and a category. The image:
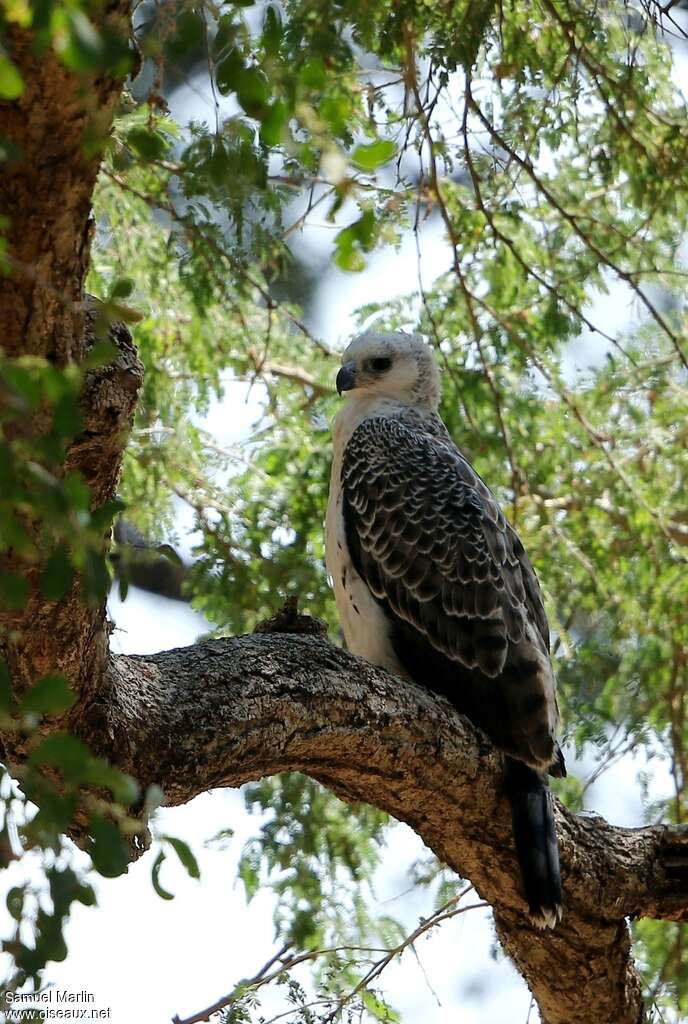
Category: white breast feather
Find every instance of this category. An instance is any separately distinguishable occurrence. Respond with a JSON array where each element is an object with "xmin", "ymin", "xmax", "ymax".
[{"xmin": 325, "ymin": 399, "xmax": 407, "ymax": 676}]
